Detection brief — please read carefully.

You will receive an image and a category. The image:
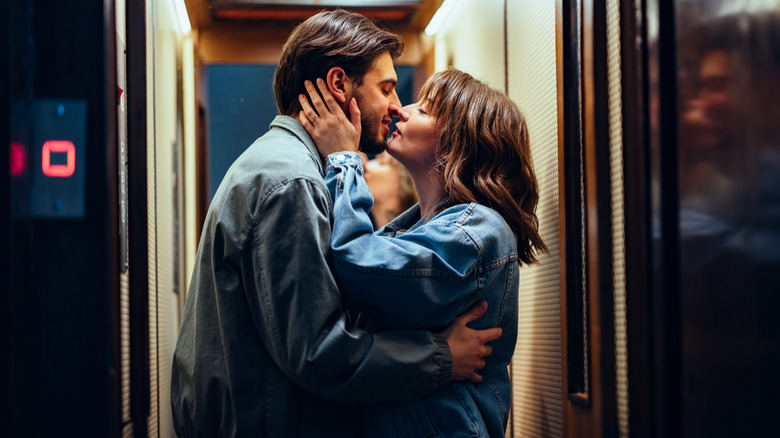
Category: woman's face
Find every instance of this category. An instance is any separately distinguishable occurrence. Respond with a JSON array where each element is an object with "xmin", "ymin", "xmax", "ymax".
[{"xmin": 386, "ymin": 100, "xmax": 441, "ymax": 173}]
